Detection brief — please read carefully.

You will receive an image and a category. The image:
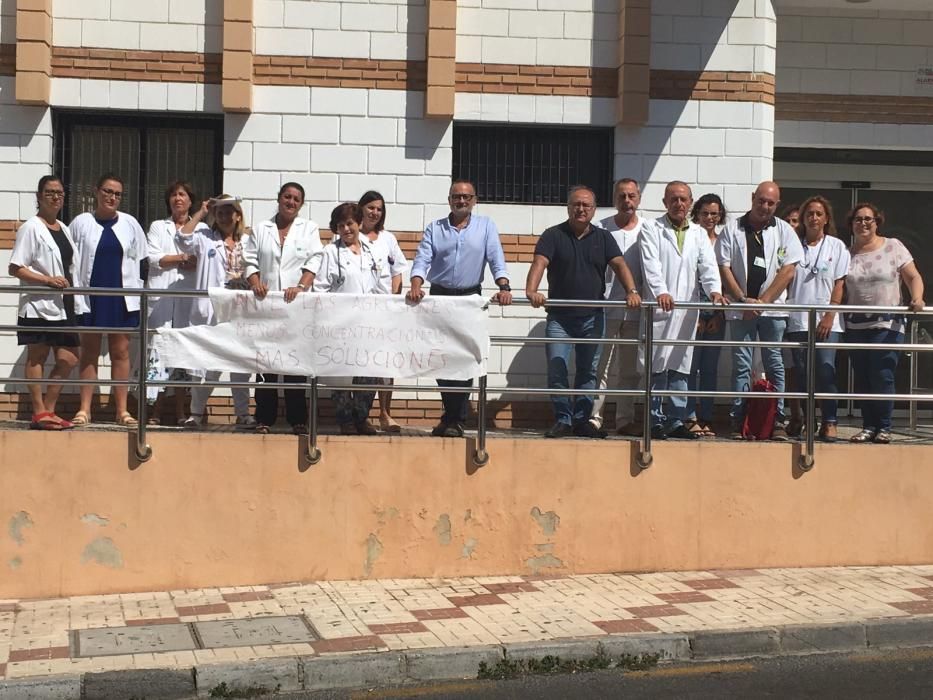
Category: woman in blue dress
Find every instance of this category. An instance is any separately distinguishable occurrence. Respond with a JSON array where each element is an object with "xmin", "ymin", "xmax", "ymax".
[{"xmin": 70, "ymin": 174, "xmax": 148, "ymax": 426}]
